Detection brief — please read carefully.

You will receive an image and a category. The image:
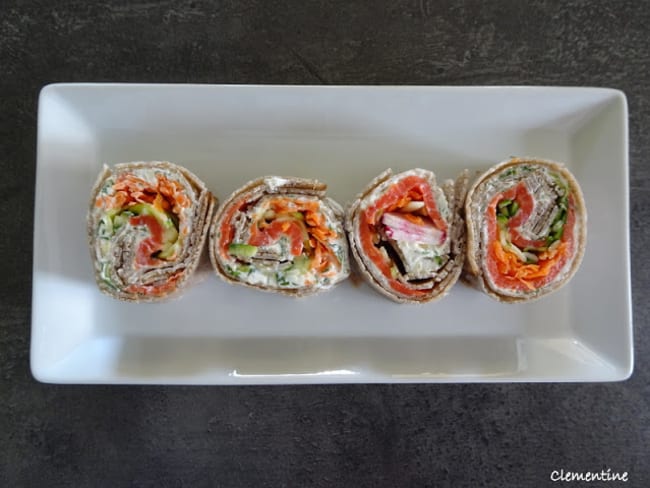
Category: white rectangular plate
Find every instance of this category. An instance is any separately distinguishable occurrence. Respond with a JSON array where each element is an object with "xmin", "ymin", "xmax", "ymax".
[{"xmin": 32, "ymin": 84, "xmax": 632, "ymax": 384}]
